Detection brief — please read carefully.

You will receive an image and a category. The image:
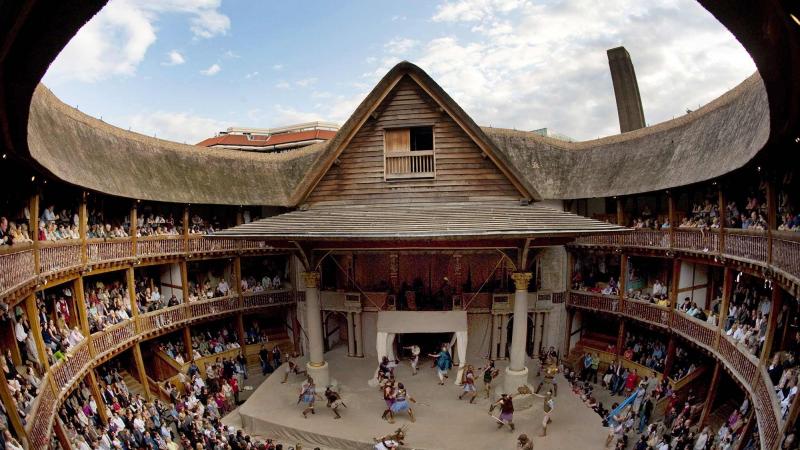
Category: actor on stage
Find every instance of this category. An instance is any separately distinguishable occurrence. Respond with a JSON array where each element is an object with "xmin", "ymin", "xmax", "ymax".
[
  {"xmin": 389, "ymin": 382, "xmax": 416, "ymax": 423},
  {"xmin": 480, "ymin": 360, "xmax": 499, "ymax": 399},
  {"xmin": 489, "ymin": 393, "xmax": 516, "ymax": 432},
  {"xmin": 428, "ymin": 344, "xmax": 453, "ymax": 385},
  {"xmin": 299, "ymin": 376, "xmax": 320, "ymax": 418},
  {"xmin": 325, "ymin": 386, "xmax": 345, "ymax": 419},
  {"xmin": 403, "ymin": 344, "xmax": 421, "ymax": 375},
  {"xmin": 381, "ymin": 380, "xmax": 395, "ymax": 421},
  {"xmin": 282, "ymin": 352, "xmax": 306, "ymax": 384},
  {"xmin": 534, "ymin": 391, "xmax": 555, "ymax": 436},
  {"xmin": 458, "ymin": 364, "xmax": 478, "ymax": 403}
]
